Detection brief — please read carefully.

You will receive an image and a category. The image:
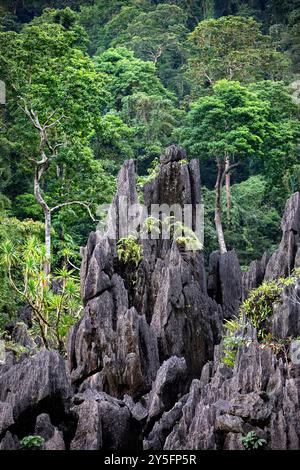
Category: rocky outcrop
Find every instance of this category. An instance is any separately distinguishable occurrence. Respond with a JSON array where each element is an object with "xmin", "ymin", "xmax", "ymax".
[
  {"xmin": 68, "ymin": 147, "xmax": 222, "ymax": 400},
  {"xmin": 70, "ymin": 390, "xmax": 140, "ymax": 450},
  {"xmin": 146, "ymin": 357, "xmax": 187, "ymax": 424},
  {"xmin": 144, "ymin": 394, "xmax": 188, "ymax": 450},
  {"xmin": 264, "ymin": 192, "xmax": 300, "ymax": 281},
  {"xmin": 242, "ymin": 192, "xmax": 300, "ymax": 299},
  {"xmin": 0, "ymin": 431, "xmax": 20, "ymax": 450},
  {"xmin": 242, "ymin": 252, "xmax": 269, "ymax": 299},
  {"xmin": 164, "ymin": 337, "xmax": 300, "ymax": 450},
  {"xmin": 270, "ymin": 281, "xmax": 300, "ymax": 339},
  {"xmin": 35, "ymin": 414, "xmax": 65, "ymax": 450},
  {"xmin": 1, "ymin": 151, "xmax": 300, "ymax": 451},
  {"xmin": 0, "ymin": 350, "xmax": 74, "ymax": 446},
  {"xmin": 207, "ymin": 250, "xmax": 243, "ymax": 318}
]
